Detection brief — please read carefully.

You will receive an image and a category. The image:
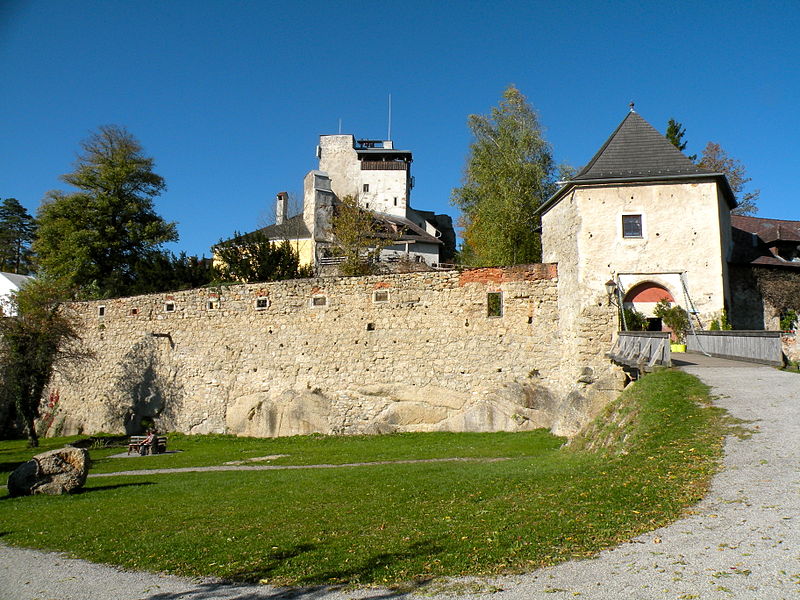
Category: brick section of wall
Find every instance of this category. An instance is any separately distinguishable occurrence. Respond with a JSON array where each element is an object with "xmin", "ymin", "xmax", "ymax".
[{"xmin": 457, "ymin": 263, "xmax": 557, "ymax": 286}]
